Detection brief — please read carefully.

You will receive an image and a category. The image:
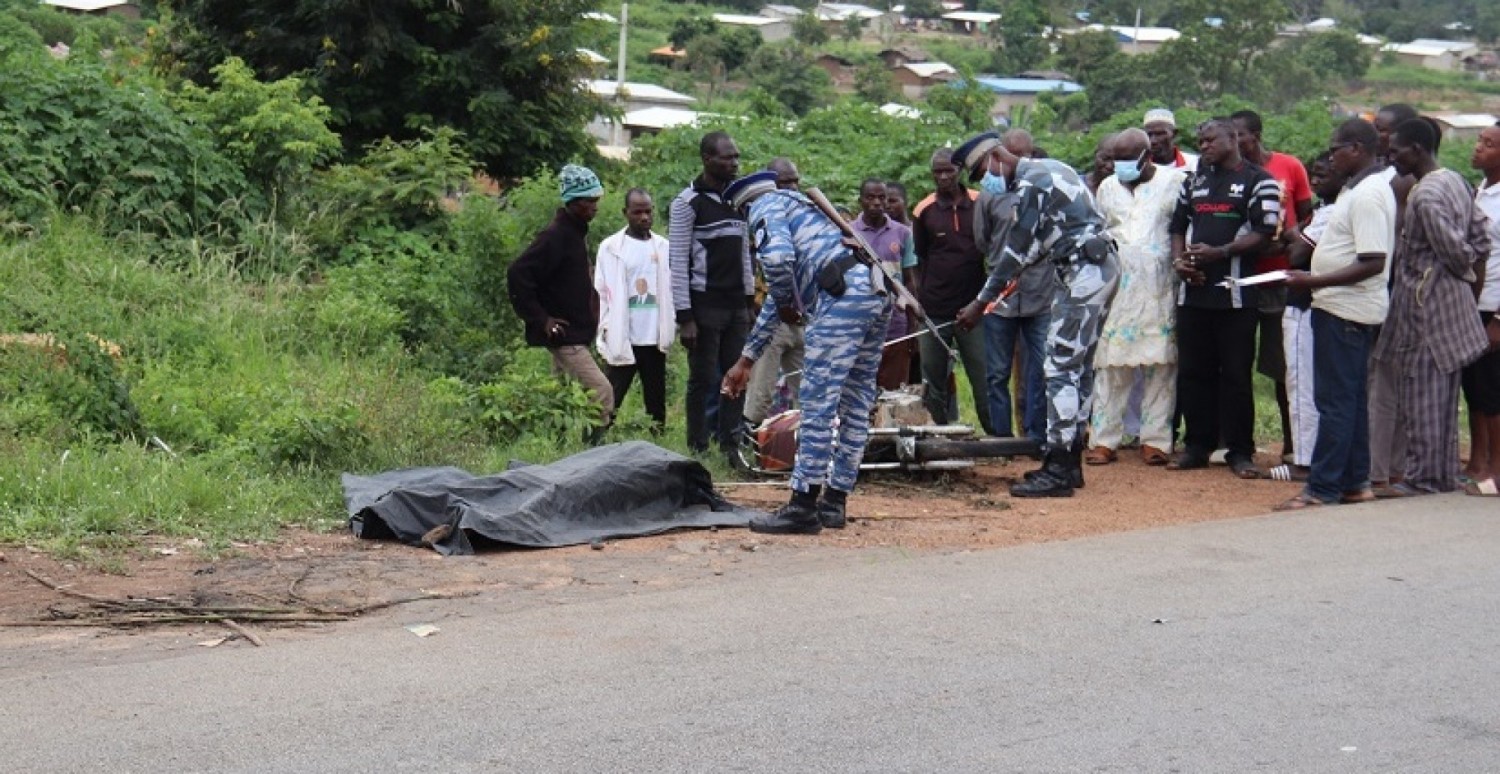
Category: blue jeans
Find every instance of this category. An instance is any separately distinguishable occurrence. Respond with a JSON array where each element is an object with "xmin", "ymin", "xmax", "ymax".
[
  {"xmin": 983, "ymin": 313, "xmax": 1048, "ymax": 443},
  {"xmin": 1306, "ymin": 309, "xmax": 1376, "ymax": 502}
]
